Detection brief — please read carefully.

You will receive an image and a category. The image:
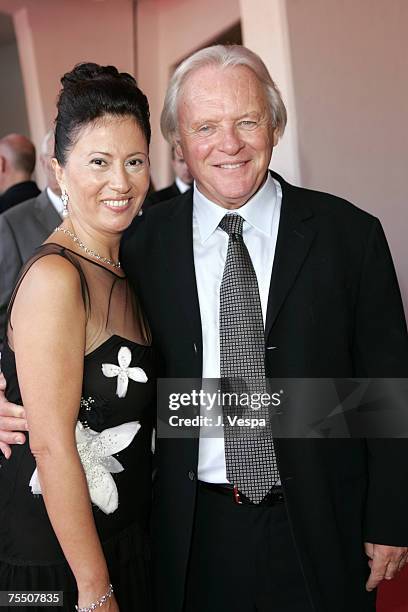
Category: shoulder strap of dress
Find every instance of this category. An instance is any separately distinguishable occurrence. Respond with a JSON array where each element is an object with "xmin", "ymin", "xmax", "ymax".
[{"xmin": 7, "ymin": 243, "xmax": 89, "ymax": 325}]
